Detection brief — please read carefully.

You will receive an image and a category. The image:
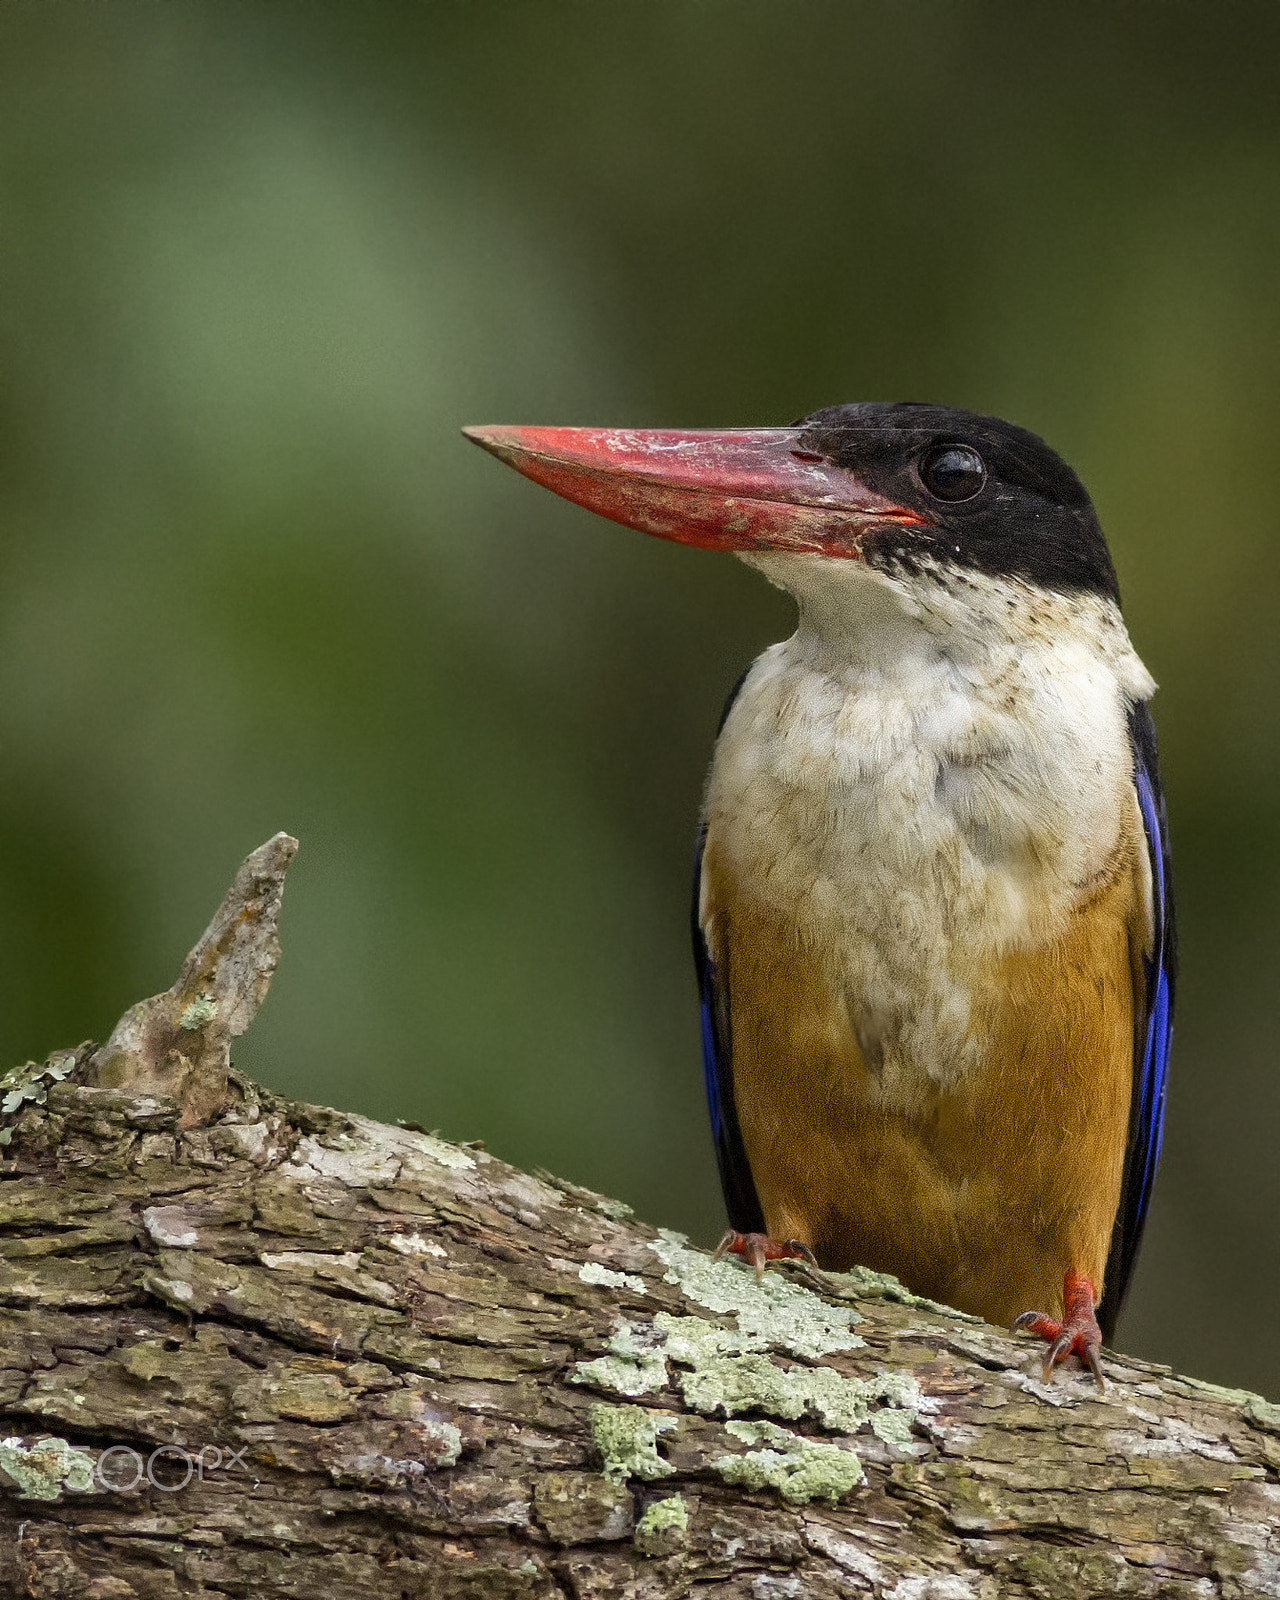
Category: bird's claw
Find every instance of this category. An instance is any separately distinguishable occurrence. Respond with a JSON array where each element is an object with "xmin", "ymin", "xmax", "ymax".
[
  {"xmin": 714, "ymin": 1229, "xmax": 817, "ymax": 1281},
  {"xmin": 1013, "ymin": 1268, "xmax": 1106, "ymax": 1390}
]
